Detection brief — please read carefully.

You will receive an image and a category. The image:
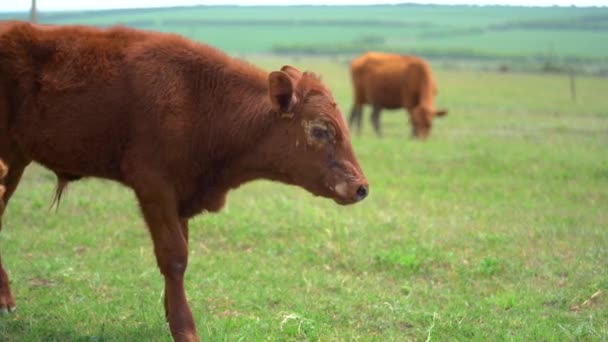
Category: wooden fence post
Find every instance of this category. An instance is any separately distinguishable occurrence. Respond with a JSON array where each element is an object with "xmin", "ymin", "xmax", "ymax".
[
  {"xmin": 30, "ymin": 0, "xmax": 37, "ymax": 23},
  {"xmin": 569, "ymin": 70, "xmax": 576, "ymax": 103}
]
